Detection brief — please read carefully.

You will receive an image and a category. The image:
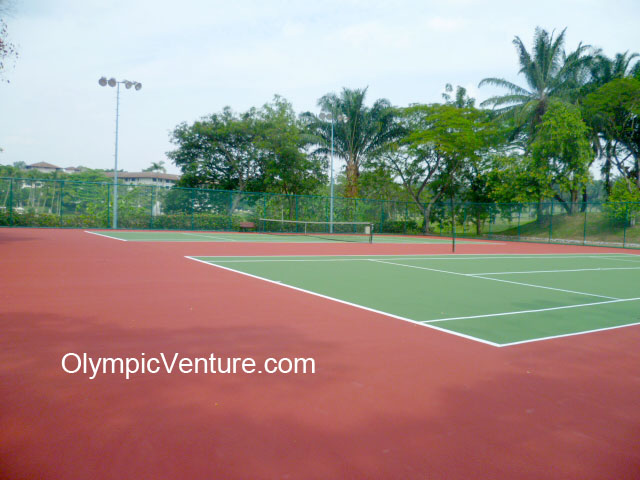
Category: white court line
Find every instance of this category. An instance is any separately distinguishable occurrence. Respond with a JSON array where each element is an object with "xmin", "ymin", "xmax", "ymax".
[
  {"xmin": 468, "ymin": 266, "xmax": 640, "ymax": 275},
  {"xmin": 201, "ymin": 253, "xmax": 627, "ymax": 263},
  {"xmin": 182, "ymin": 232, "xmax": 238, "ymax": 242},
  {"xmin": 598, "ymin": 256, "xmax": 640, "ymax": 265},
  {"xmin": 369, "ymin": 259, "xmax": 620, "ymax": 300},
  {"xmin": 499, "ymin": 321, "xmax": 640, "ymax": 347},
  {"xmin": 184, "ymin": 256, "xmax": 501, "ymax": 347},
  {"xmin": 84, "ymin": 230, "xmax": 128, "ymax": 242},
  {"xmin": 422, "ymin": 297, "xmax": 640, "ymax": 323},
  {"xmin": 187, "ymin": 255, "xmax": 640, "ymax": 348}
]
